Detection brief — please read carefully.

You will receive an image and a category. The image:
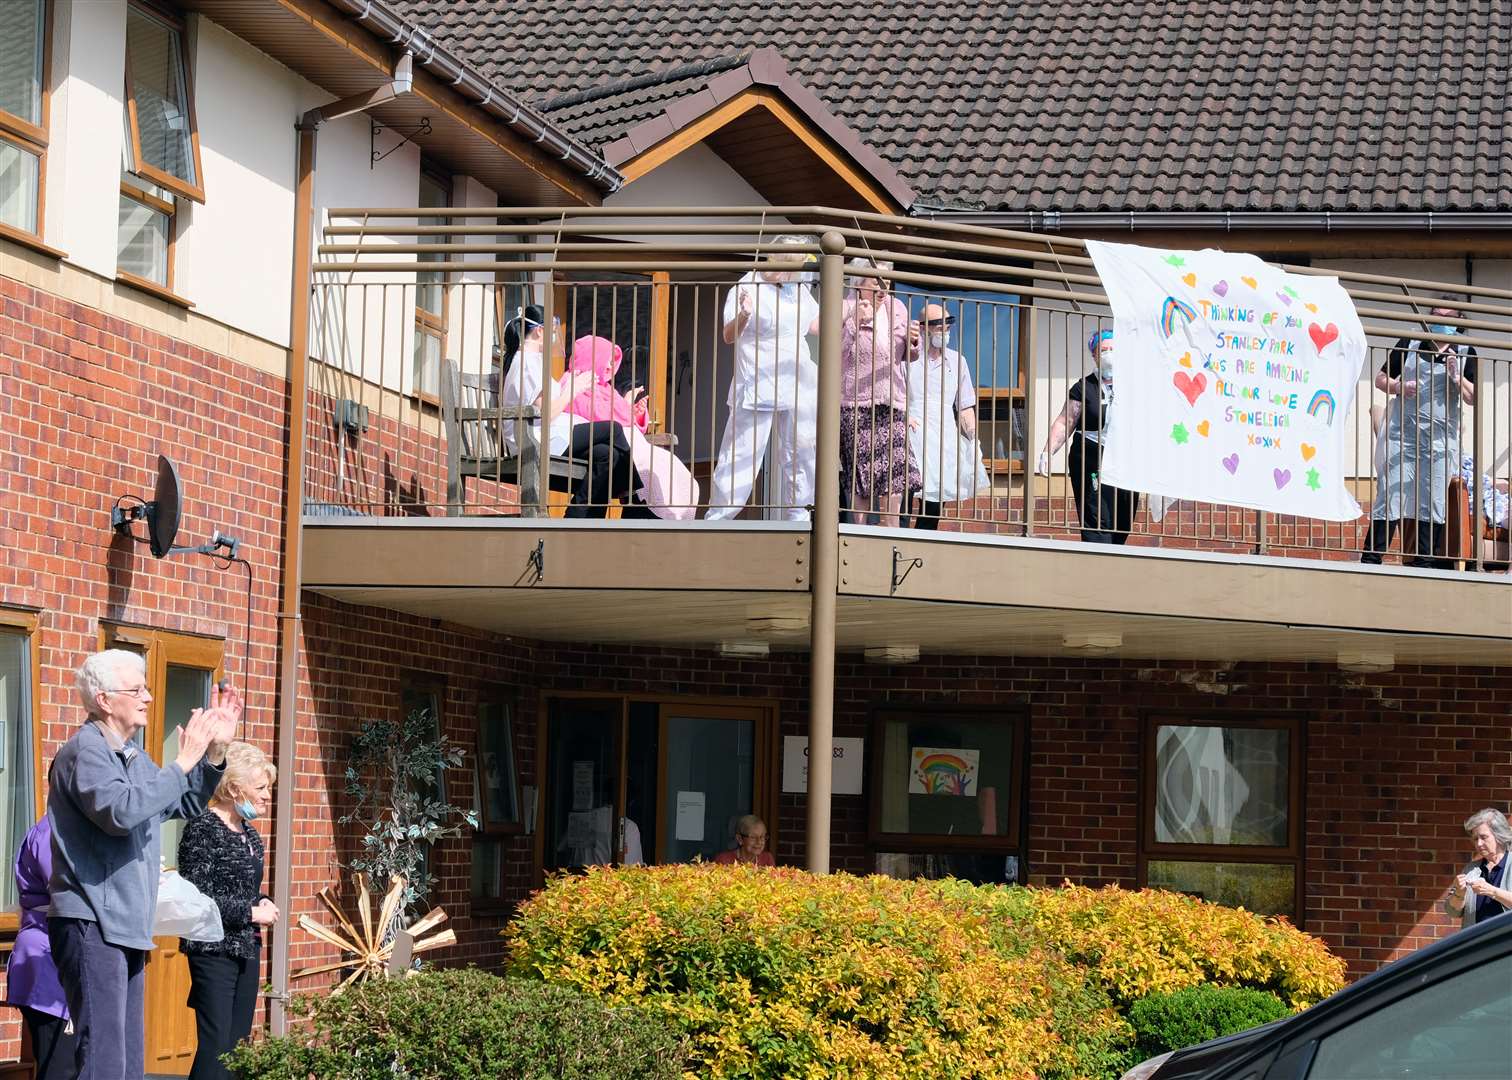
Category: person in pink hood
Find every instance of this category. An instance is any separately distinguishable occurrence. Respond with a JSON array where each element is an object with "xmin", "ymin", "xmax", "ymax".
[{"xmin": 561, "ymin": 335, "xmax": 649, "ymax": 517}]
